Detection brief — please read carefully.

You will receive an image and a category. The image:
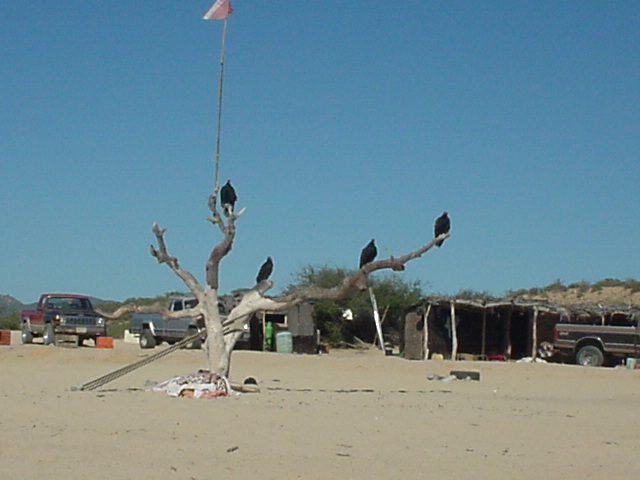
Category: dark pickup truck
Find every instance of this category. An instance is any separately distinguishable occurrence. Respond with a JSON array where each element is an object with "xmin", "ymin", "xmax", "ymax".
[
  {"xmin": 130, "ymin": 297, "xmax": 228, "ymax": 350},
  {"xmin": 21, "ymin": 293, "xmax": 107, "ymax": 346},
  {"xmin": 553, "ymin": 317, "xmax": 640, "ymax": 366}
]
